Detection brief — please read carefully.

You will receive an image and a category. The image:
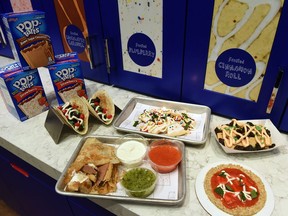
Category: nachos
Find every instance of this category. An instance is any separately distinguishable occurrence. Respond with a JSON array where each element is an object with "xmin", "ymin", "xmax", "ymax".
[{"xmin": 133, "ymin": 107, "xmax": 196, "ymax": 137}]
